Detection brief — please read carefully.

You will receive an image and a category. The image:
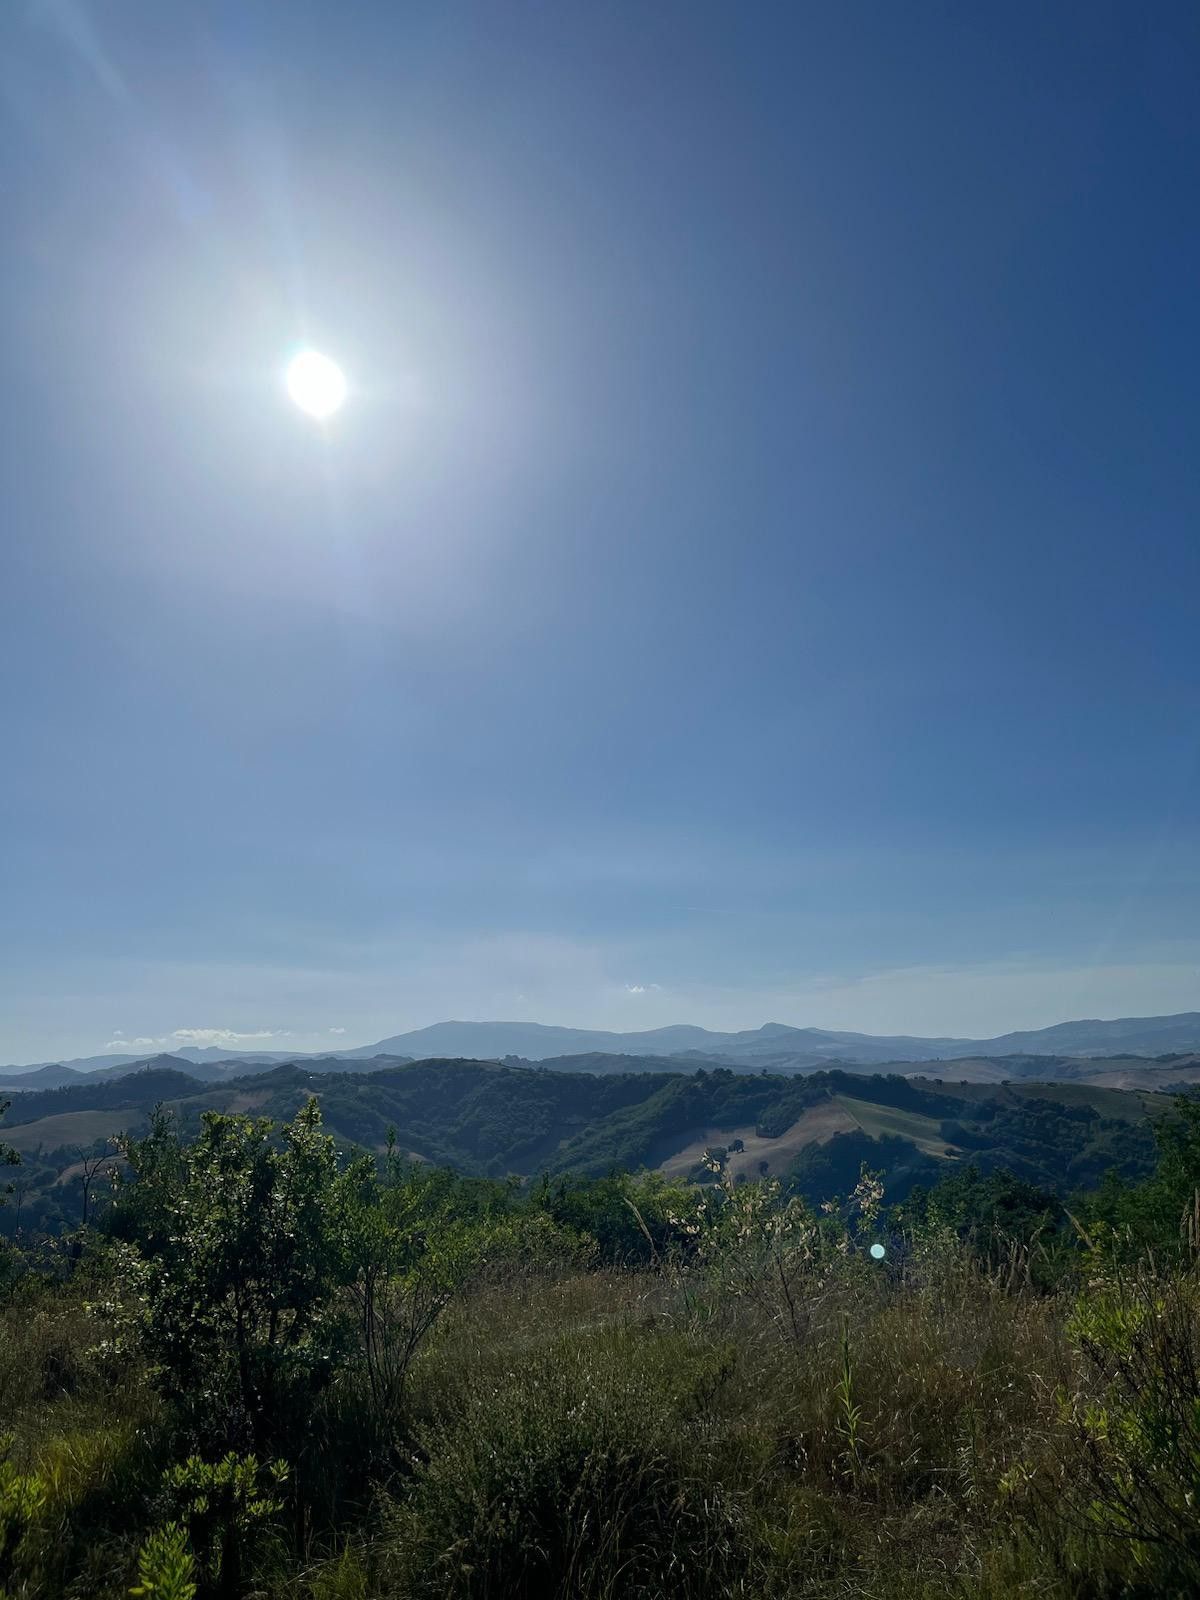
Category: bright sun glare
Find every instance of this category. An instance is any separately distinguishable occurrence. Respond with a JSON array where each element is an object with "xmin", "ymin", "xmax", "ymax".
[{"xmin": 286, "ymin": 349, "xmax": 347, "ymax": 419}]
